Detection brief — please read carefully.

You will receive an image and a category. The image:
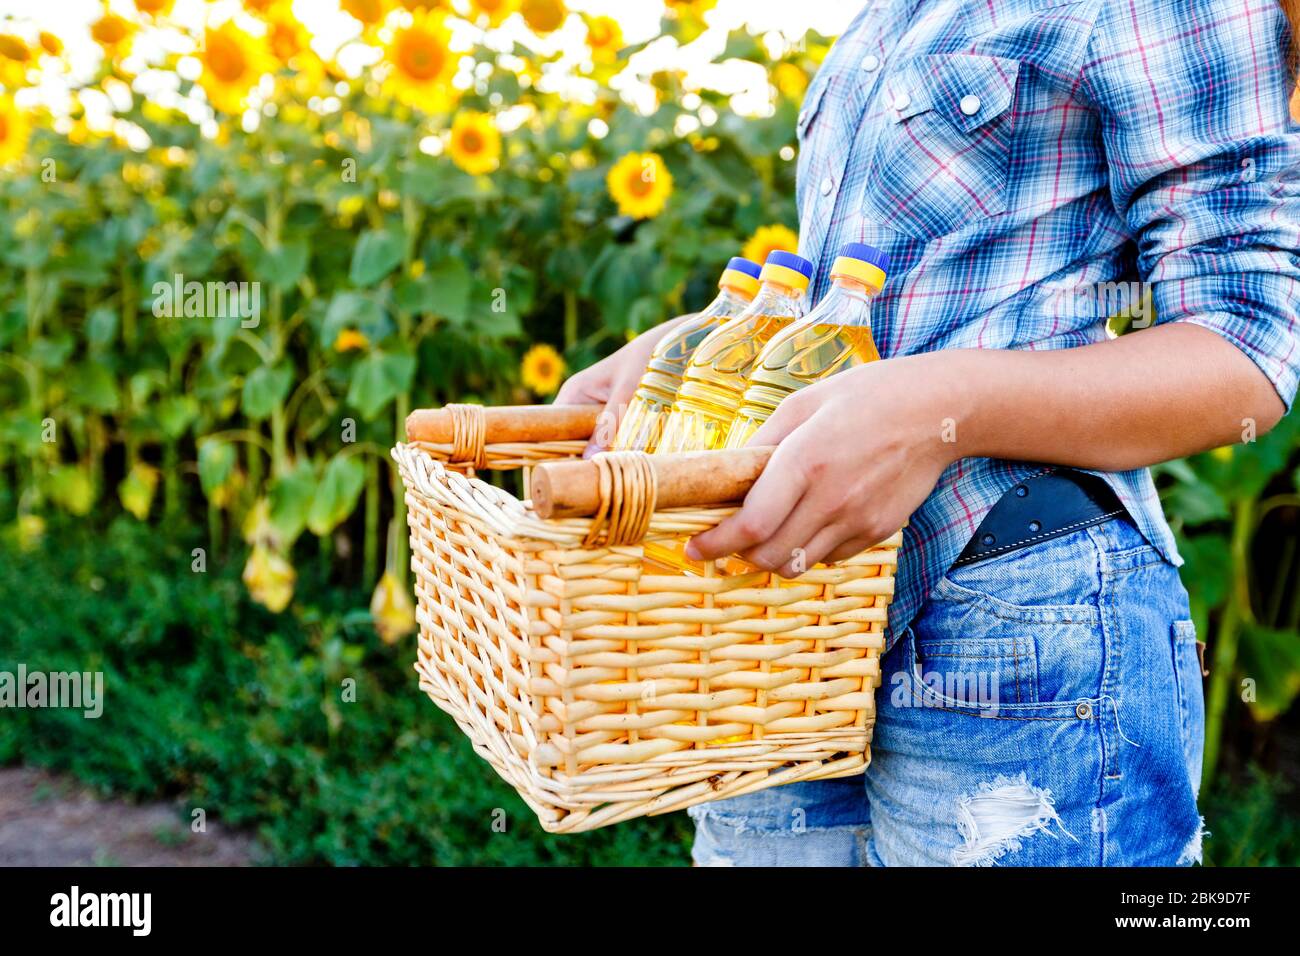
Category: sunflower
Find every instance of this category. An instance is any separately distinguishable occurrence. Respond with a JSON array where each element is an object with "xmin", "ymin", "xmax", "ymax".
[
  {"xmin": 742, "ymin": 224, "xmax": 799, "ymax": 267},
  {"xmin": 0, "ymin": 97, "xmax": 31, "ymax": 165},
  {"xmin": 464, "ymin": 0, "xmax": 516, "ymax": 27},
  {"xmin": 333, "ymin": 329, "xmax": 370, "ymax": 352},
  {"xmin": 447, "ymin": 110, "xmax": 501, "ymax": 175},
  {"xmin": 383, "ymin": 11, "xmax": 457, "ymax": 112},
  {"xmin": 90, "ymin": 12, "xmax": 134, "ymax": 55},
  {"xmin": 606, "ymin": 151, "xmax": 673, "ymax": 220},
  {"xmin": 0, "ymin": 35, "xmax": 30, "ymax": 63},
  {"xmin": 133, "ymin": 0, "xmax": 175, "ymax": 16},
  {"xmin": 242, "ymin": 0, "xmax": 278, "ymax": 12},
  {"xmin": 341, "ymin": 0, "xmax": 390, "ymax": 27},
  {"xmin": 199, "ymin": 22, "xmax": 271, "ymax": 115},
  {"xmin": 521, "ymin": 344, "xmax": 565, "ymax": 395},
  {"xmin": 265, "ymin": 9, "xmax": 309, "ymax": 65},
  {"xmin": 520, "ymin": 0, "xmax": 565, "ymax": 34},
  {"xmin": 400, "ymin": 0, "xmax": 449, "ymax": 9},
  {"xmin": 584, "ymin": 15, "xmax": 622, "ymax": 64},
  {"xmin": 38, "ymin": 32, "xmax": 62, "ymax": 57},
  {"xmin": 772, "ymin": 62, "xmax": 807, "ymax": 100}
]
